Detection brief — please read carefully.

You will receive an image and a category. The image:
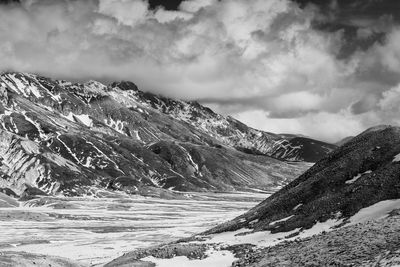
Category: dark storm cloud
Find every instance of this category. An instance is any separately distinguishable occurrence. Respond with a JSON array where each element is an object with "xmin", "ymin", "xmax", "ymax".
[
  {"xmin": 0, "ymin": 0, "xmax": 400, "ymax": 142},
  {"xmin": 148, "ymin": 0, "xmax": 184, "ymax": 10}
]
